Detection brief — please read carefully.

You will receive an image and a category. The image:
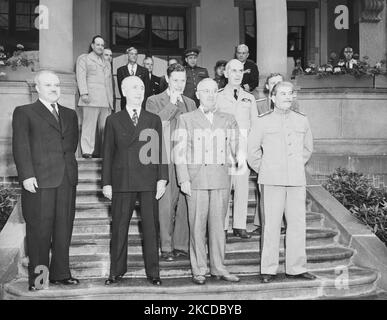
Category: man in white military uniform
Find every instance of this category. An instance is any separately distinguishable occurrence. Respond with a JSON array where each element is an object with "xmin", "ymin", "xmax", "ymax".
[
  {"xmin": 248, "ymin": 81, "xmax": 315, "ymax": 283},
  {"xmin": 216, "ymin": 59, "xmax": 258, "ymax": 239}
]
